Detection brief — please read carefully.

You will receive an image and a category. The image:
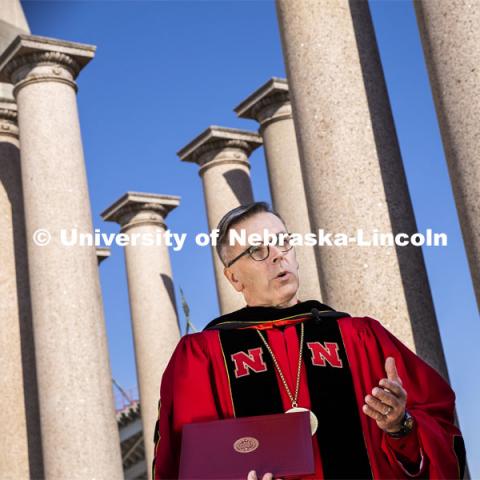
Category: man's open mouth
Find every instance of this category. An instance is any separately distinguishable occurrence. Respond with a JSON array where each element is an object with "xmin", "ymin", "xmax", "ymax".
[{"xmin": 276, "ymin": 271, "xmax": 289, "ymax": 279}]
